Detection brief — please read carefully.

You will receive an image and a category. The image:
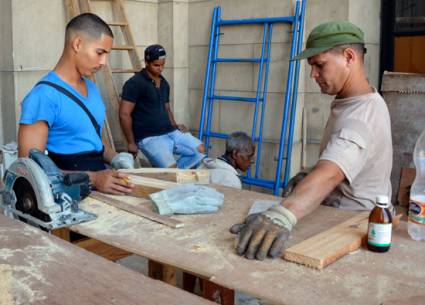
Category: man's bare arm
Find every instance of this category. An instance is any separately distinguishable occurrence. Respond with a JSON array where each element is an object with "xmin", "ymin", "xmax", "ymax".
[
  {"xmin": 18, "ymin": 121, "xmax": 49, "ymax": 157},
  {"xmin": 18, "ymin": 121, "xmax": 133, "ymax": 195},
  {"xmin": 102, "ymin": 126, "xmax": 116, "ymax": 164},
  {"xmin": 165, "ymin": 102, "xmax": 188, "ymax": 132},
  {"xmin": 119, "ymin": 100, "xmax": 138, "ymax": 155},
  {"xmin": 284, "ymin": 160, "xmax": 345, "ymax": 220}
]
